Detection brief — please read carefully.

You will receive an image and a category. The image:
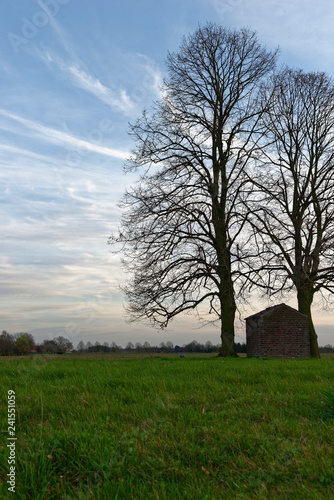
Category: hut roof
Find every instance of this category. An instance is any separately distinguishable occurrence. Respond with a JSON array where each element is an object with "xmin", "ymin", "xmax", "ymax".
[{"xmin": 245, "ymin": 303, "xmax": 308, "ymax": 320}]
